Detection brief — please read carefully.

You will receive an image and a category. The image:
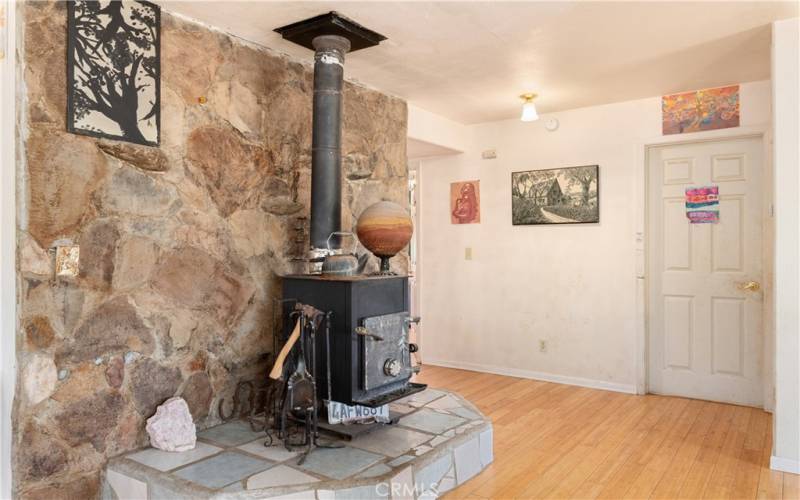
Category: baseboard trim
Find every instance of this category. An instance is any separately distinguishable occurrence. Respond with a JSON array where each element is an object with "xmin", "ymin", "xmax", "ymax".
[
  {"xmin": 770, "ymin": 455, "xmax": 800, "ymax": 474},
  {"xmin": 424, "ymin": 358, "xmax": 637, "ymax": 395}
]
